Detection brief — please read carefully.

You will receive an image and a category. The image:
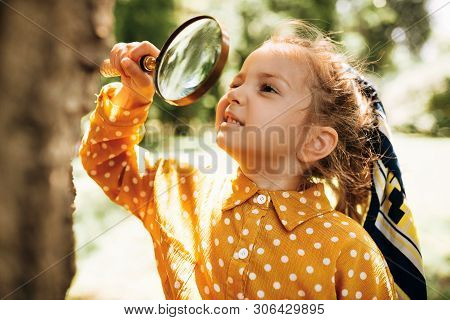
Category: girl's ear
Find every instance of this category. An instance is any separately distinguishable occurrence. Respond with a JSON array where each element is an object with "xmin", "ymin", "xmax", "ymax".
[{"xmin": 296, "ymin": 126, "xmax": 338, "ymax": 163}]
